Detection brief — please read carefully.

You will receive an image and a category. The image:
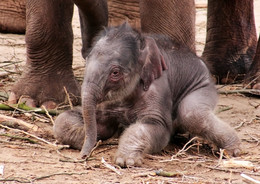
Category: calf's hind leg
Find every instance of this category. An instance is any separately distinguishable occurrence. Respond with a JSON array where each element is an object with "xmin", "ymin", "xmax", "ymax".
[
  {"xmin": 53, "ymin": 107, "xmax": 85, "ymax": 150},
  {"xmin": 53, "ymin": 107, "xmax": 118, "ymax": 150},
  {"xmin": 177, "ymin": 85, "xmax": 241, "ymax": 156}
]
